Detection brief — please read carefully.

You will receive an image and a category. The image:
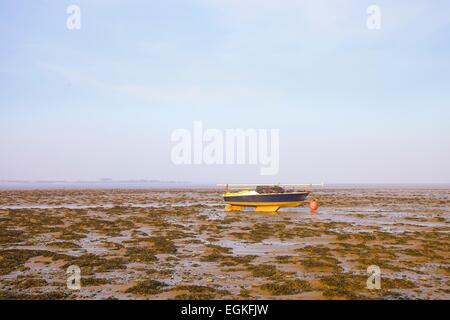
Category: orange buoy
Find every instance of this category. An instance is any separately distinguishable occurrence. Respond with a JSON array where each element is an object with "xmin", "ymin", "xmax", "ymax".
[{"xmin": 309, "ymin": 199, "xmax": 319, "ymax": 212}]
